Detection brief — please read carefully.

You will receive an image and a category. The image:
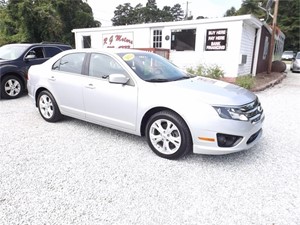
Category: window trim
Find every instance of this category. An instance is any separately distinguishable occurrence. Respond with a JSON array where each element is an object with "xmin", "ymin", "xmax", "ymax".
[
  {"xmin": 152, "ymin": 30, "xmax": 162, "ymax": 48},
  {"xmin": 171, "ymin": 28, "xmax": 196, "ymax": 51}
]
